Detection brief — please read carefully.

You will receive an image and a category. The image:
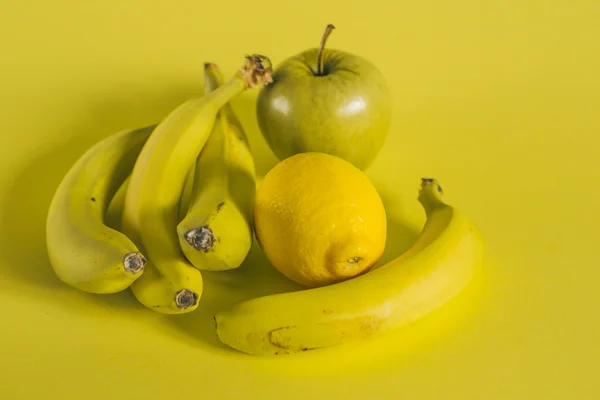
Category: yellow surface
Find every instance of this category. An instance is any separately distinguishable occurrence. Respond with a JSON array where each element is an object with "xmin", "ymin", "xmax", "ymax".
[{"xmin": 0, "ymin": 0, "xmax": 598, "ymax": 398}]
